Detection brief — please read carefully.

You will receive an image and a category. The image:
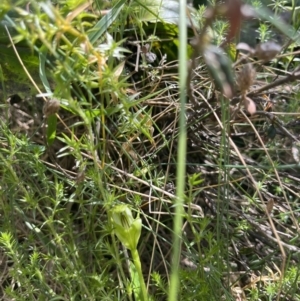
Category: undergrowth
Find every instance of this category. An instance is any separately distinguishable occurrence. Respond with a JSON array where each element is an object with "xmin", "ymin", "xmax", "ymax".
[{"xmin": 0, "ymin": 0, "xmax": 300, "ymax": 300}]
